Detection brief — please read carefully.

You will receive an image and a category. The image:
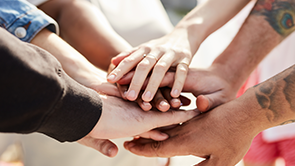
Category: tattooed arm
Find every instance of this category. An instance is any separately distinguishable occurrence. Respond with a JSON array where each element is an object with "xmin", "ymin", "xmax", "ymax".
[
  {"xmin": 122, "ymin": 1, "xmax": 295, "ymax": 165},
  {"xmin": 183, "ymin": 0, "xmax": 295, "ymax": 112},
  {"xmin": 124, "ymin": 64, "xmax": 295, "ymax": 166}
]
